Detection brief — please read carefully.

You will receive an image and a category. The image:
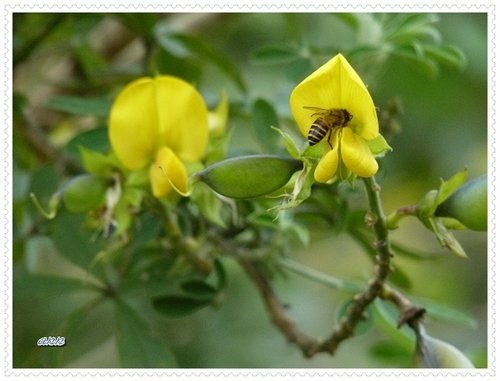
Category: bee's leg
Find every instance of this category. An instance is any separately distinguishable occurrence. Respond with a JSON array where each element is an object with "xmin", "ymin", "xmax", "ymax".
[{"xmin": 327, "ymin": 128, "xmax": 333, "ymax": 149}]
